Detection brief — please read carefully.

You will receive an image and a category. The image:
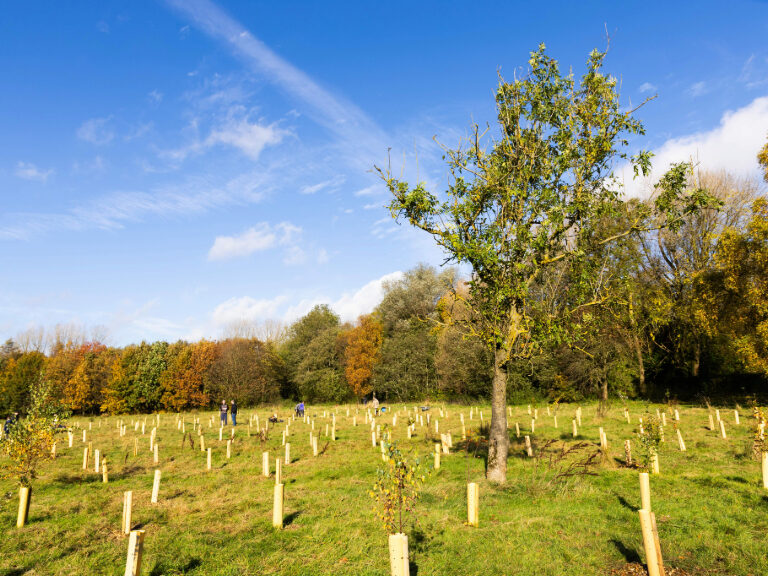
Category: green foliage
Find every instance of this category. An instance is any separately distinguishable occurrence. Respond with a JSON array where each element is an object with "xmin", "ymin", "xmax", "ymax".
[
  {"xmin": 0, "ymin": 352, "xmax": 45, "ymax": 415},
  {"xmin": 635, "ymin": 413, "xmax": 663, "ymax": 472},
  {"xmin": 369, "ymin": 442, "xmax": 427, "ymax": 534}
]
